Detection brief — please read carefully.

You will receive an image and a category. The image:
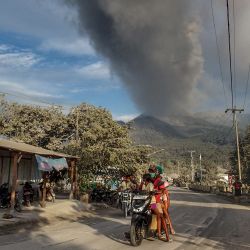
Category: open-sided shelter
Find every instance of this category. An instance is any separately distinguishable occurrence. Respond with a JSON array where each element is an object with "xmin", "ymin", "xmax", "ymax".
[{"xmin": 0, "ymin": 138, "xmax": 78, "ymax": 212}]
